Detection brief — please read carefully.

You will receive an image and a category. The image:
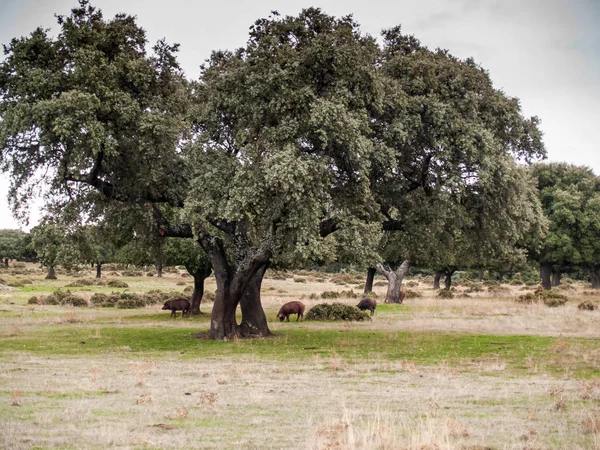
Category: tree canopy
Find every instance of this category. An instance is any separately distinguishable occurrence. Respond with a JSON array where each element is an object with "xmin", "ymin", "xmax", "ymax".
[{"xmin": 0, "ymin": 3, "xmax": 550, "ymax": 338}]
